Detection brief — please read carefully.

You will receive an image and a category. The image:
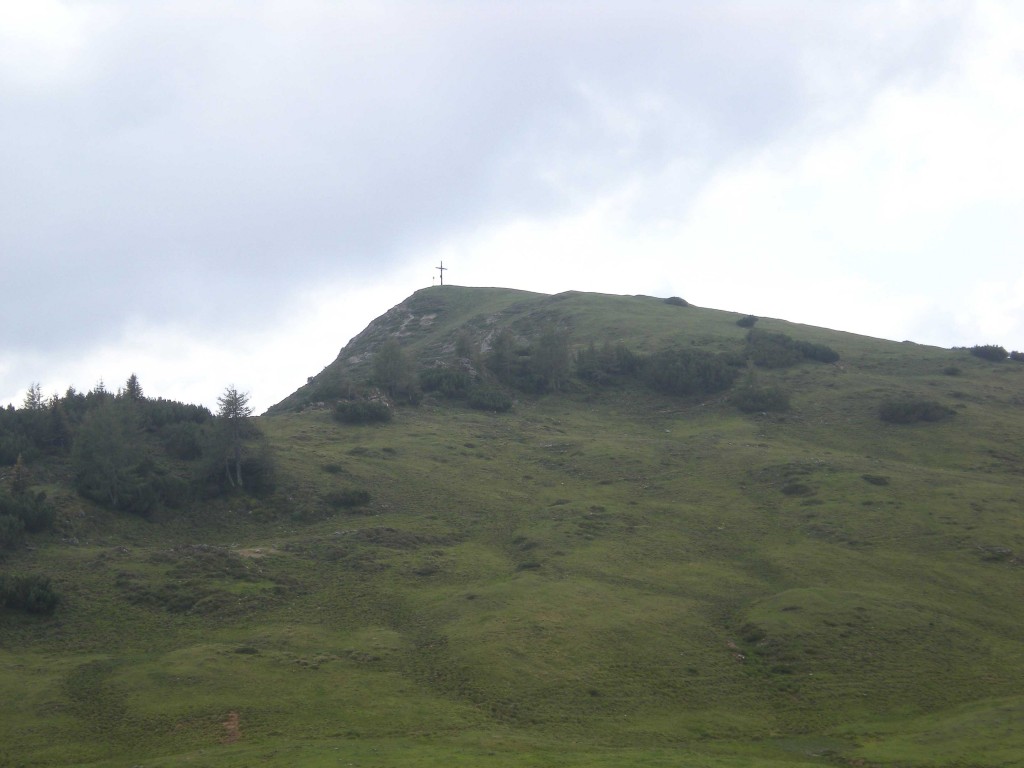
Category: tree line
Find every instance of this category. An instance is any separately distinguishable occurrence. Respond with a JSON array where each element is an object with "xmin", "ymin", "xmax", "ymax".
[{"xmin": 1, "ymin": 377, "xmax": 273, "ymax": 522}]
